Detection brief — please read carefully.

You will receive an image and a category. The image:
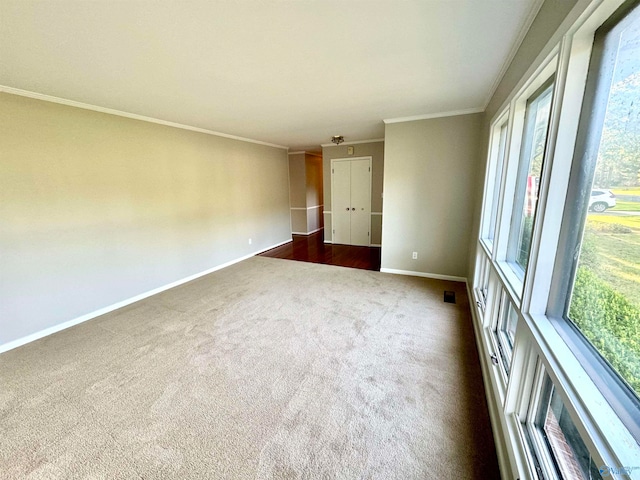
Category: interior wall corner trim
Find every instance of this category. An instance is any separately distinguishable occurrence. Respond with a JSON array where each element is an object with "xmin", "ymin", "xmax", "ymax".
[
  {"xmin": 0, "ymin": 85, "xmax": 289, "ymax": 150},
  {"xmin": 482, "ymin": 0, "xmax": 546, "ymax": 110},
  {"xmin": 383, "ymin": 108, "xmax": 484, "ymax": 124}
]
